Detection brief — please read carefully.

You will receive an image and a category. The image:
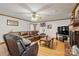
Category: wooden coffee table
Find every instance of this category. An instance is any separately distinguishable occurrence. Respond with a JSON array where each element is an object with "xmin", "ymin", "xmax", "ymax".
[{"xmin": 39, "ymin": 36, "xmax": 54, "ymax": 49}]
